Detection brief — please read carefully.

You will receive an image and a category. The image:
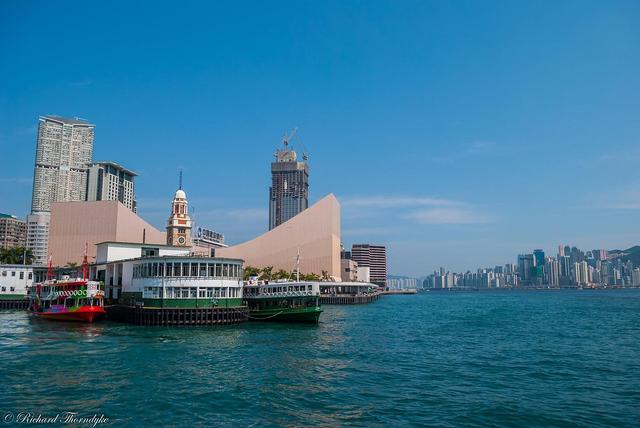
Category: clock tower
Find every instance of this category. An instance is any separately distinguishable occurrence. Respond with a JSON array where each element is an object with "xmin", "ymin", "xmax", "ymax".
[{"xmin": 167, "ymin": 180, "xmax": 192, "ymax": 247}]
